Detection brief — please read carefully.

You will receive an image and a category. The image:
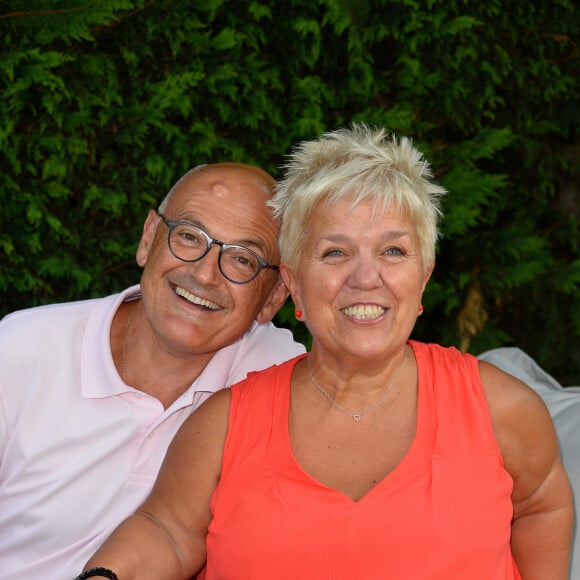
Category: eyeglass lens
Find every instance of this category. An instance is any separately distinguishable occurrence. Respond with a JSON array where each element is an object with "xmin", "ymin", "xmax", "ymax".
[{"xmin": 169, "ymin": 223, "xmax": 262, "ymax": 283}]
